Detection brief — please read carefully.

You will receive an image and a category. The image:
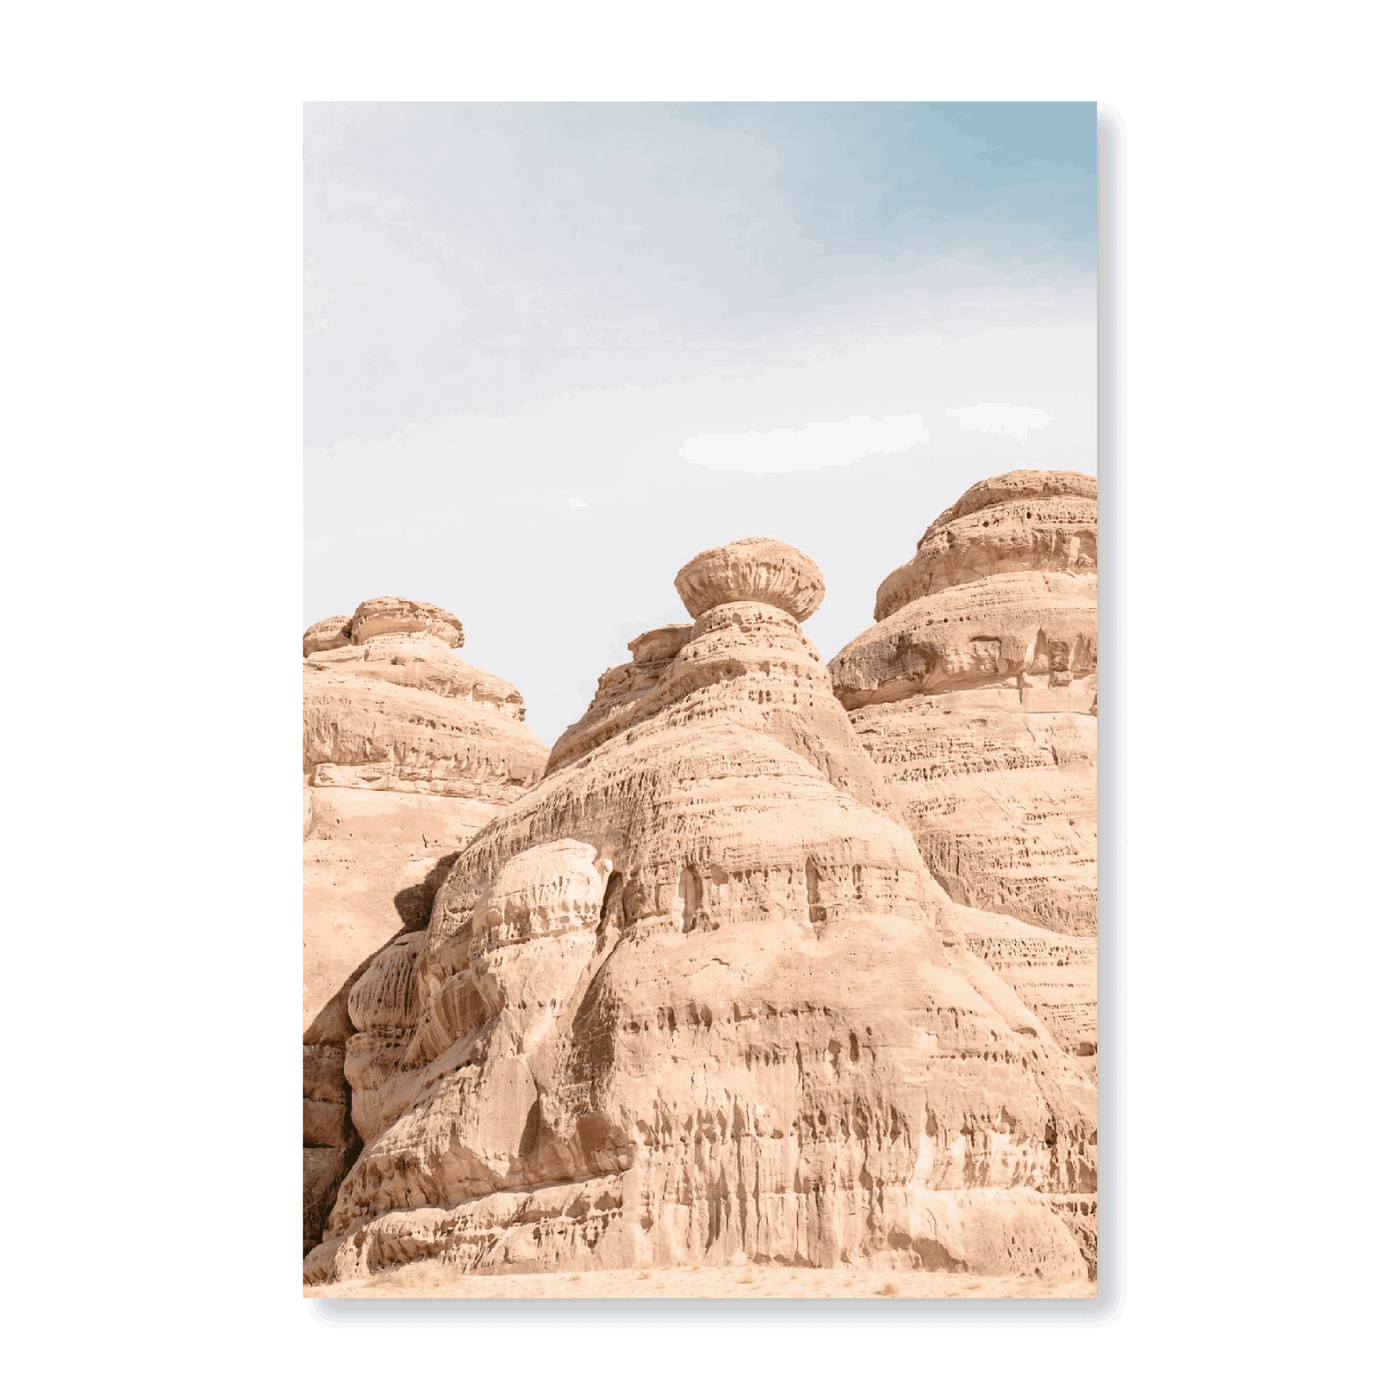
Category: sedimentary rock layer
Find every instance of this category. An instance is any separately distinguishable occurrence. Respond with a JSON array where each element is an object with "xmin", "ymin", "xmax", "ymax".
[
  {"xmin": 306, "ymin": 543, "xmax": 1095, "ymax": 1286},
  {"xmin": 830, "ymin": 472, "xmax": 1098, "ymax": 1060},
  {"xmin": 847, "ymin": 693, "xmax": 1098, "ymax": 943},
  {"xmin": 547, "ymin": 597, "xmax": 900, "ymax": 821},
  {"xmin": 831, "ymin": 571, "xmax": 1097, "ymax": 711},
  {"xmin": 874, "ymin": 470, "xmax": 1097, "ymax": 622},
  {"xmin": 350, "ymin": 595, "xmax": 465, "ymax": 648},
  {"xmin": 303, "ymin": 615, "xmax": 352, "ymax": 656},
  {"xmin": 302, "ymin": 598, "xmax": 549, "ymax": 1253}
]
